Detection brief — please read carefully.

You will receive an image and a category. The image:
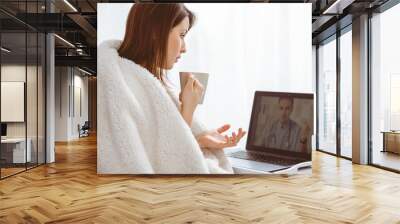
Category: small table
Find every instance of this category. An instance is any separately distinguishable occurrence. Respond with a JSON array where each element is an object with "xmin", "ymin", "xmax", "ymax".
[{"xmin": 381, "ymin": 131, "xmax": 400, "ymax": 154}]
